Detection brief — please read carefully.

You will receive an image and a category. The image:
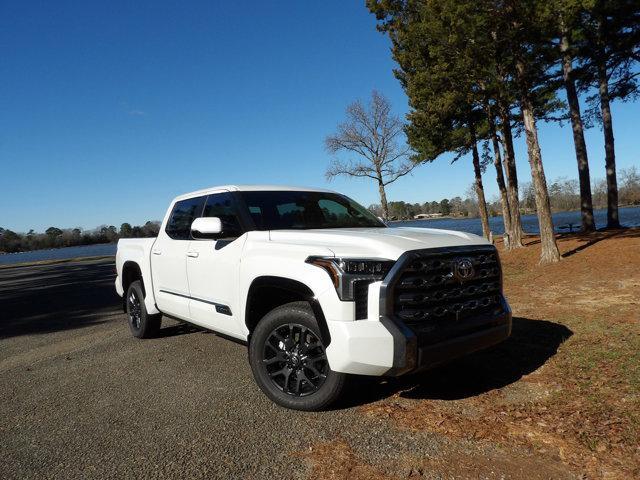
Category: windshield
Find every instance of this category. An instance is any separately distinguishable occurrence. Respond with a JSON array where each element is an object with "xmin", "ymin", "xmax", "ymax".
[{"xmin": 239, "ymin": 191, "xmax": 386, "ymax": 230}]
